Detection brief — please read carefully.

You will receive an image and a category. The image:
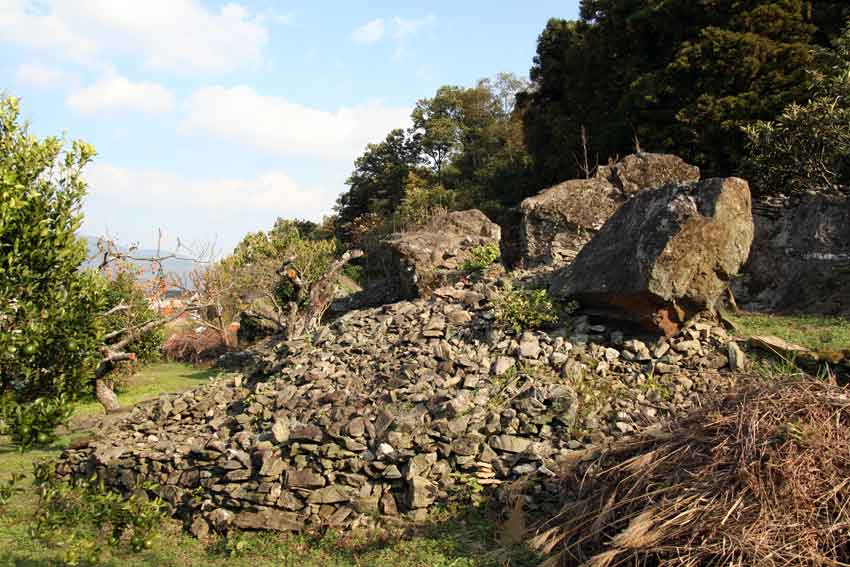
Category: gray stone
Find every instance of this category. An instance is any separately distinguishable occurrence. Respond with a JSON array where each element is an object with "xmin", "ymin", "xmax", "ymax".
[
  {"xmin": 518, "ymin": 333, "xmax": 541, "ymax": 359},
  {"xmin": 286, "ymin": 469, "xmax": 326, "ymax": 489},
  {"xmin": 233, "ymin": 509, "xmax": 303, "ymax": 532},
  {"xmin": 271, "ymin": 420, "xmax": 290, "ymax": 443},
  {"xmin": 489, "ymin": 435, "xmax": 532, "ymax": 454},
  {"xmin": 493, "ymin": 356, "xmax": 515, "ymax": 376},
  {"xmin": 728, "ymin": 342, "xmax": 747, "ymax": 372},
  {"xmin": 307, "ymin": 484, "xmax": 355, "ymax": 505}
]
